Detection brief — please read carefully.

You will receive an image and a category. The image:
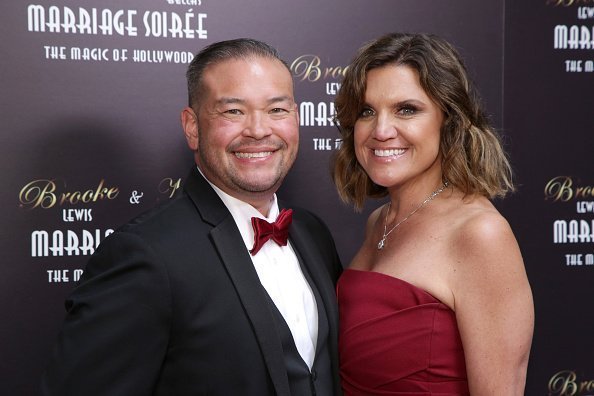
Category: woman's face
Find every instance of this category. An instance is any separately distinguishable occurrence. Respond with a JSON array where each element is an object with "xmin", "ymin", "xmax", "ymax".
[{"xmin": 354, "ymin": 64, "xmax": 444, "ymax": 190}]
